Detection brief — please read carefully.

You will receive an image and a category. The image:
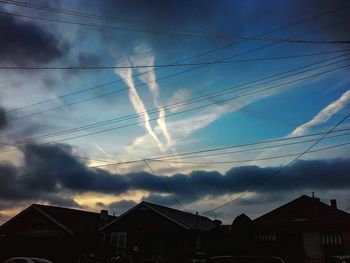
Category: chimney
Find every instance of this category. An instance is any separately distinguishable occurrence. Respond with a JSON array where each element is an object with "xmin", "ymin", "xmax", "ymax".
[
  {"xmin": 312, "ymin": 192, "xmax": 320, "ymax": 202},
  {"xmin": 213, "ymin": 219, "xmax": 222, "ymax": 229},
  {"xmin": 330, "ymin": 199, "xmax": 337, "ymax": 209},
  {"xmin": 100, "ymin": 210, "xmax": 109, "ymax": 227}
]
